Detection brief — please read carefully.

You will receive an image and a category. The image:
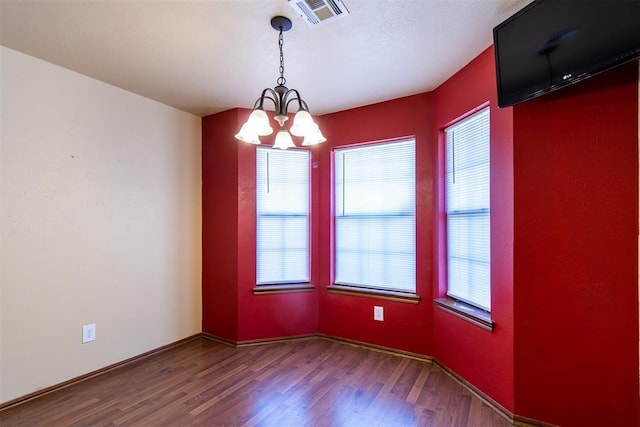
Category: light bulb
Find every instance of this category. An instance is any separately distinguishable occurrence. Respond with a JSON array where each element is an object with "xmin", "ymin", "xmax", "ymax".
[
  {"xmin": 273, "ymin": 127, "xmax": 295, "ymax": 149},
  {"xmin": 290, "ymin": 110, "xmax": 315, "ymax": 137},
  {"xmin": 301, "ymin": 128, "xmax": 327, "ymax": 146},
  {"xmin": 246, "ymin": 109, "xmax": 273, "ymax": 136},
  {"xmin": 234, "ymin": 122, "xmax": 261, "ymax": 145}
]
